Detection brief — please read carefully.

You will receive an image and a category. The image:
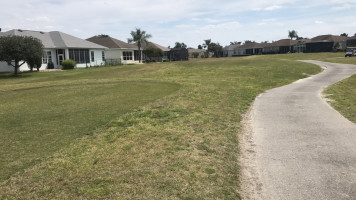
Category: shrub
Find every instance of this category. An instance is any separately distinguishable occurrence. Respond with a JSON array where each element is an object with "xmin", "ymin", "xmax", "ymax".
[
  {"xmin": 192, "ymin": 52, "xmax": 199, "ymax": 58},
  {"xmin": 61, "ymin": 59, "xmax": 76, "ymax": 70}
]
